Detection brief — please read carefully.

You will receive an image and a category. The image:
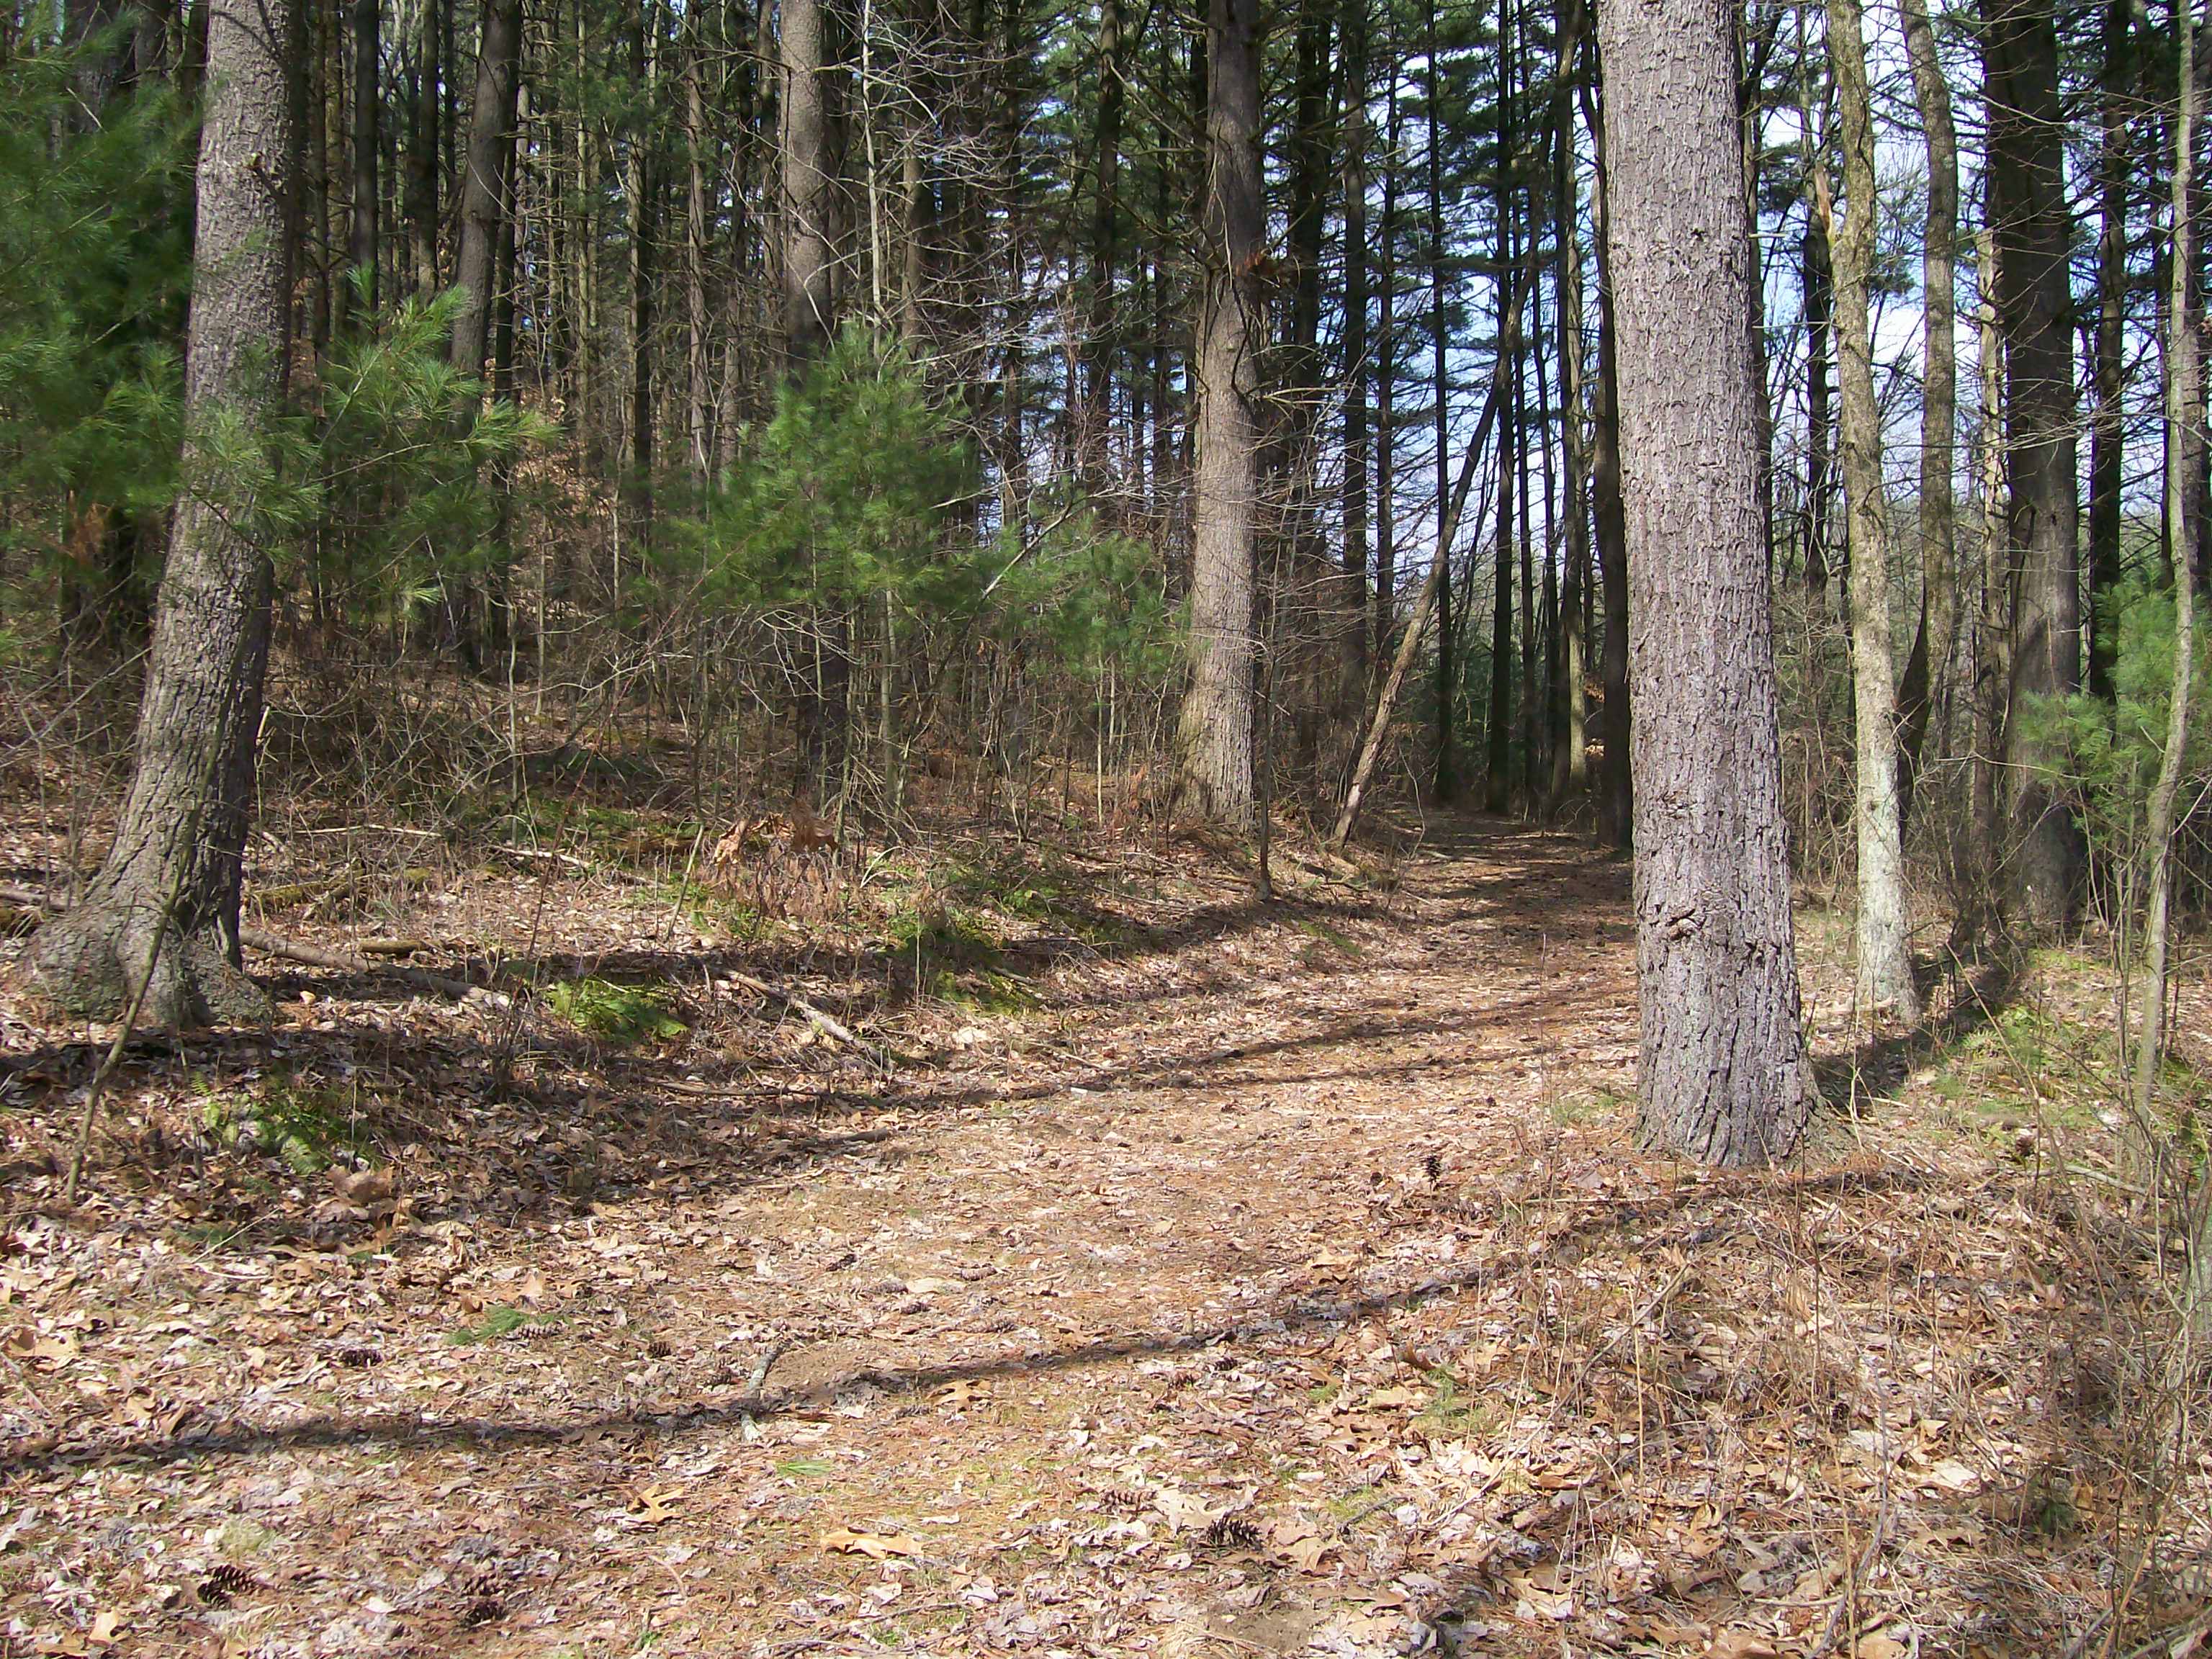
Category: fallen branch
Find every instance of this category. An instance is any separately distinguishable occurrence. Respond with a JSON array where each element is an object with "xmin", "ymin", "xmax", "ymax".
[{"xmin": 722, "ymin": 969, "xmax": 907, "ymax": 1068}]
